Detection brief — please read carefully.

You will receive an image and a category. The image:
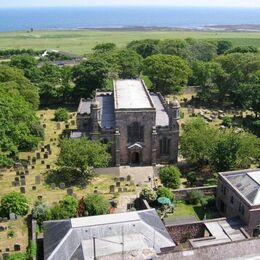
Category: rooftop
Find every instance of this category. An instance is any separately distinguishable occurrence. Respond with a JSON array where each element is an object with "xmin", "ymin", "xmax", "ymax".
[
  {"xmin": 114, "ymin": 79, "xmax": 154, "ymax": 110},
  {"xmin": 43, "ymin": 209, "xmax": 175, "ymax": 260},
  {"xmin": 221, "ymin": 169, "xmax": 260, "ymax": 205}
]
